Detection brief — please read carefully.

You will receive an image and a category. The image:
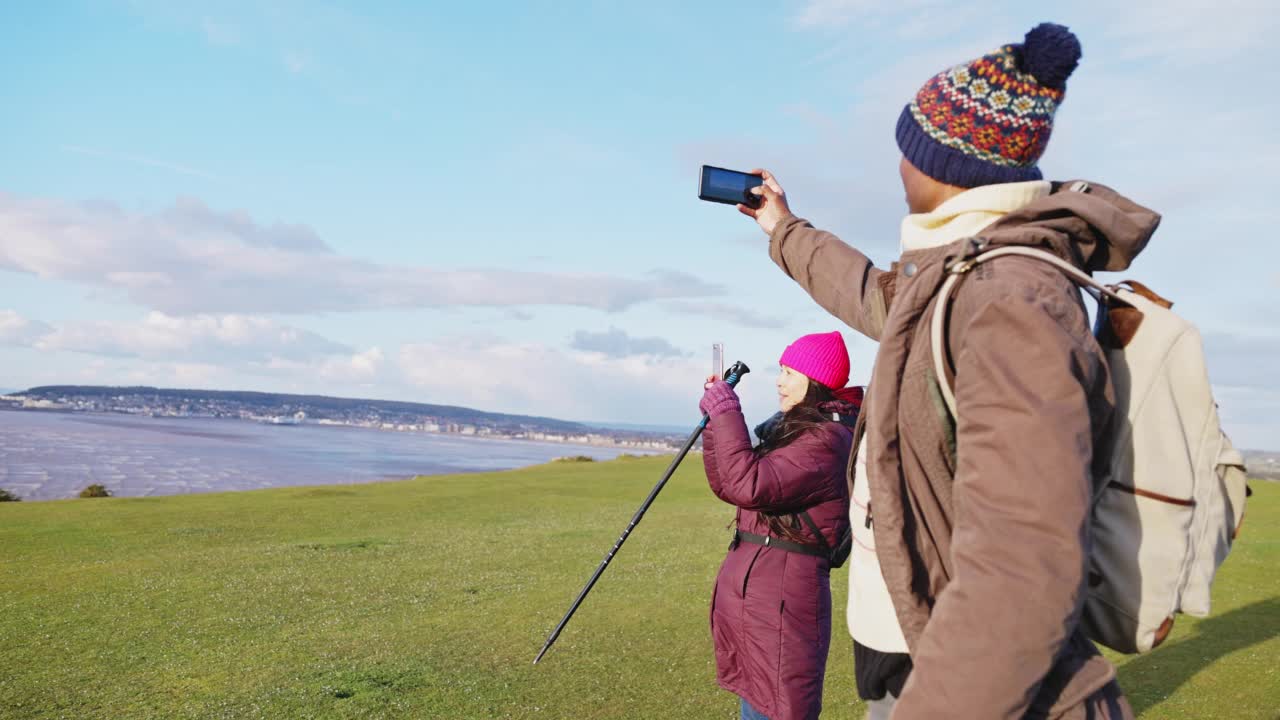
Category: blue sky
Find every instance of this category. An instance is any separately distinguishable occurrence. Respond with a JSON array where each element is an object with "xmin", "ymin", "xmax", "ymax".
[{"xmin": 2, "ymin": 1, "xmax": 1277, "ymax": 448}]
